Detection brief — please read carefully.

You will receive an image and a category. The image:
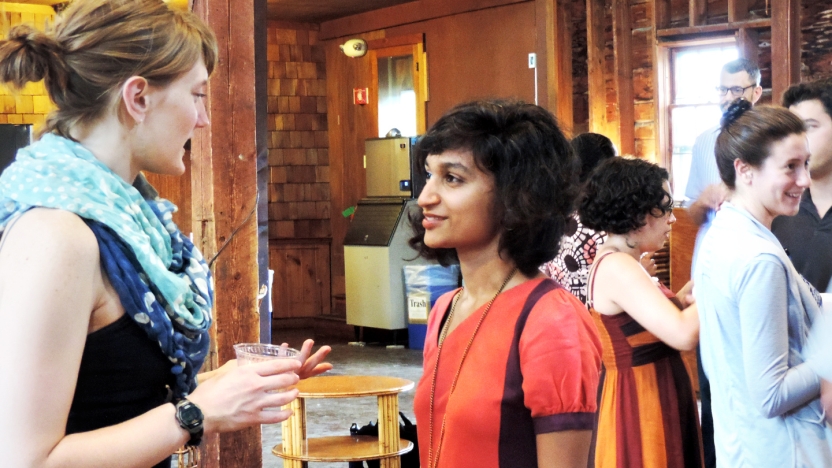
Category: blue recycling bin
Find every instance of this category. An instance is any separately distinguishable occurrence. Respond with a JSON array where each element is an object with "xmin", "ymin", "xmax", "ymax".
[{"xmin": 403, "ymin": 264, "xmax": 460, "ymax": 350}]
